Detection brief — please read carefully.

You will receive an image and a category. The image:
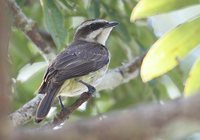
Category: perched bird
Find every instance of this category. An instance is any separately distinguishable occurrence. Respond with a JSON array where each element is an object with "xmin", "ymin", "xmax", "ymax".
[{"xmin": 35, "ymin": 19, "xmax": 118, "ymax": 122}]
